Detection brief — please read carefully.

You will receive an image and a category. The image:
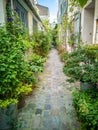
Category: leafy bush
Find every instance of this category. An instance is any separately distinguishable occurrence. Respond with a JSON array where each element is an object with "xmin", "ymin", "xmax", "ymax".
[
  {"xmin": 52, "ymin": 24, "xmax": 59, "ymax": 48},
  {"xmin": 15, "ymin": 83, "xmax": 32, "ymax": 100},
  {"xmin": 29, "ymin": 54, "xmax": 46, "ymax": 72},
  {"xmin": 63, "ymin": 44, "xmax": 98, "ymax": 84},
  {"xmin": 0, "ymin": 27, "xmax": 25, "ymax": 99},
  {"xmin": 0, "ymin": 26, "xmax": 34, "ymax": 103},
  {"xmin": 23, "ymin": 71, "xmax": 37, "ymax": 85},
  {"xmin": 60, "ymin": 51, "xmax": 68, "ymax": 62},
  {"xmin": 33, "ymin": 31, "xmax": 52, "ymax": 57},
  {"xmin": 0, "ymin": 10, "xmax": 48, "ymax": 107},
  {"xmin": 73, "ymin": 88, "xmax": 98, "ymax": 130},
  {"xmin": 0, "ymin": 99, "xmax": 18, "ymax": 108}
]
